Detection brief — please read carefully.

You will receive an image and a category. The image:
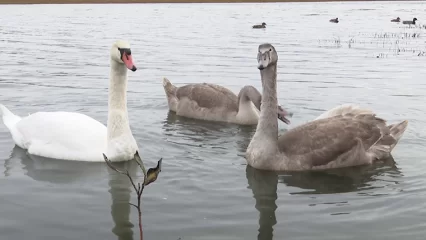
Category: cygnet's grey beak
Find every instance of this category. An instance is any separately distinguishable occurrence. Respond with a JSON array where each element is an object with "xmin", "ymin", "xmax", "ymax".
[
  {"xmin": 277, "ymin": 105, "xmax": 293, "ymax": 125},
  {"xmin": 257, "ymin": 51, "xmax": 270, "ymax": 70}
]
